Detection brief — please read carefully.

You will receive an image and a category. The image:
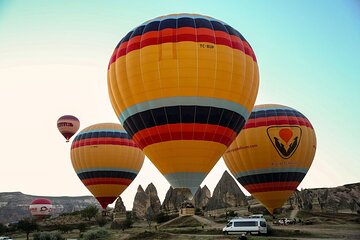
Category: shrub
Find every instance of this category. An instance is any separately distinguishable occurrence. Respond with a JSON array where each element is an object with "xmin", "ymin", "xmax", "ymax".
[
  {"xmin": 95, "ymin": 215, "xmax": 108, "ymax": 227},
  {"xmin": 155, "ymin": 212, "xmax": 178, "ymax": 224},
  {"xmin": 83, "ymin": 229, "xmax": 109, "ymax": 240},
  {"xmin": 81, "ymin": 205, "xmax": 99, "ymax": 221},
  {"xmin": 33, "ymin": 231, "xmax": 64, "ymax": 240}
]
